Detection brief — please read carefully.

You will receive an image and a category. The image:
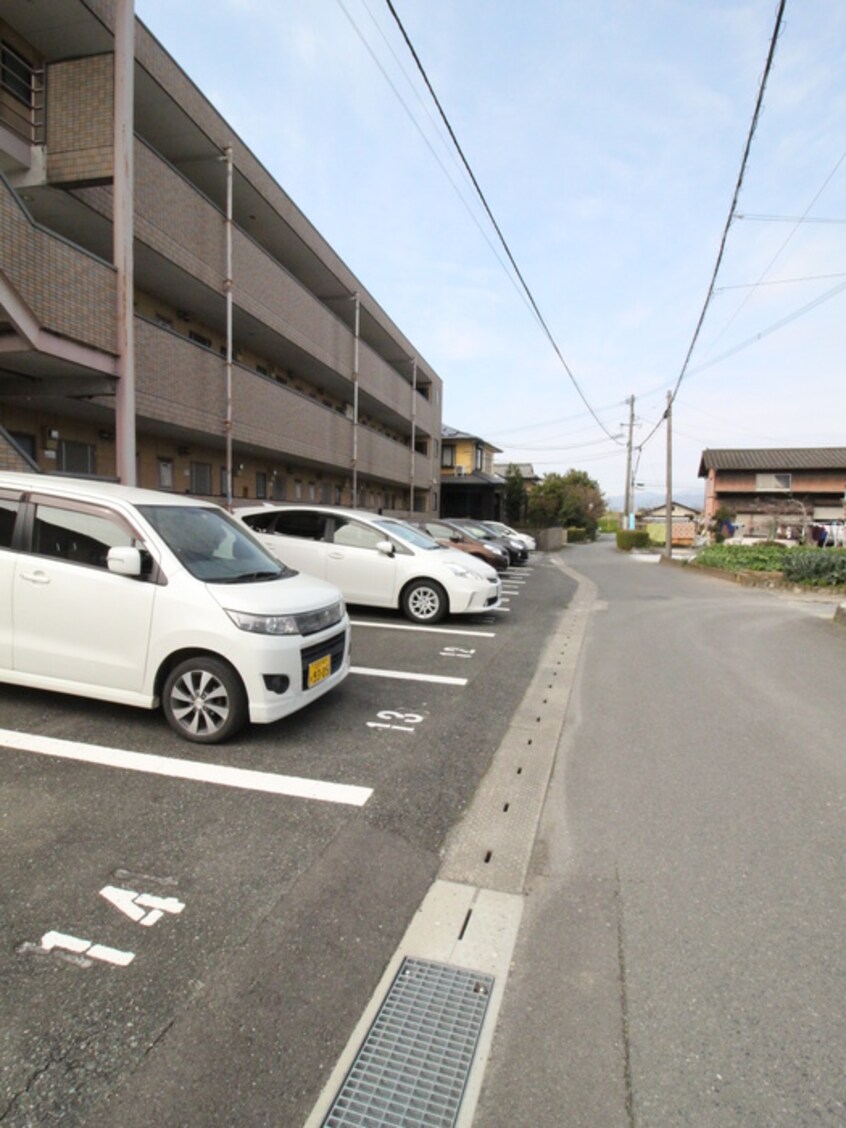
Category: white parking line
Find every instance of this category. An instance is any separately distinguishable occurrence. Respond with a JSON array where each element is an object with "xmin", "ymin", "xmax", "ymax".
[
  {"xmin": 351, "ymin": 621, "xmax": 496, "ymax": 638},
  {"xmin": 0, "ymin": 728, "xmax": 372, "ymax": 806},
  {"xmin": 350, "ymin": 667, "xmax": 468, "ymax": 686}
]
